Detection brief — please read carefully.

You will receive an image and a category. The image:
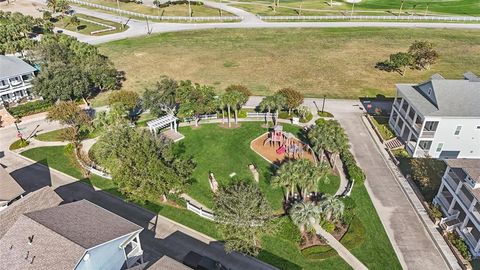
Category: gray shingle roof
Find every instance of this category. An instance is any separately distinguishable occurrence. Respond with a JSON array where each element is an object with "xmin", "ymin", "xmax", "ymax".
[
  {"xmin": 445, "ymin": 159, "xmax": 480, "ymax": 183},
  {"xmin": 397, "ymin": 76, "xmax": 480, "ymax": 117},
  {"xmin": 0, "ymin": 166, "xmax": 25, "ymax": 202},
  {"xmin": 0, "ymin": 186, "xmax": 62, "ymax": 239},
  {"xmin": 148, "ymin": 256, "xmax": 192, "ymax": 270},
  {"xmin": 0, "ymin": 56, "xmax": 36, "ymax": 80},
  {"xmin": 25, "ymin": 199, "xmax": 143, "ymax": 249}
]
